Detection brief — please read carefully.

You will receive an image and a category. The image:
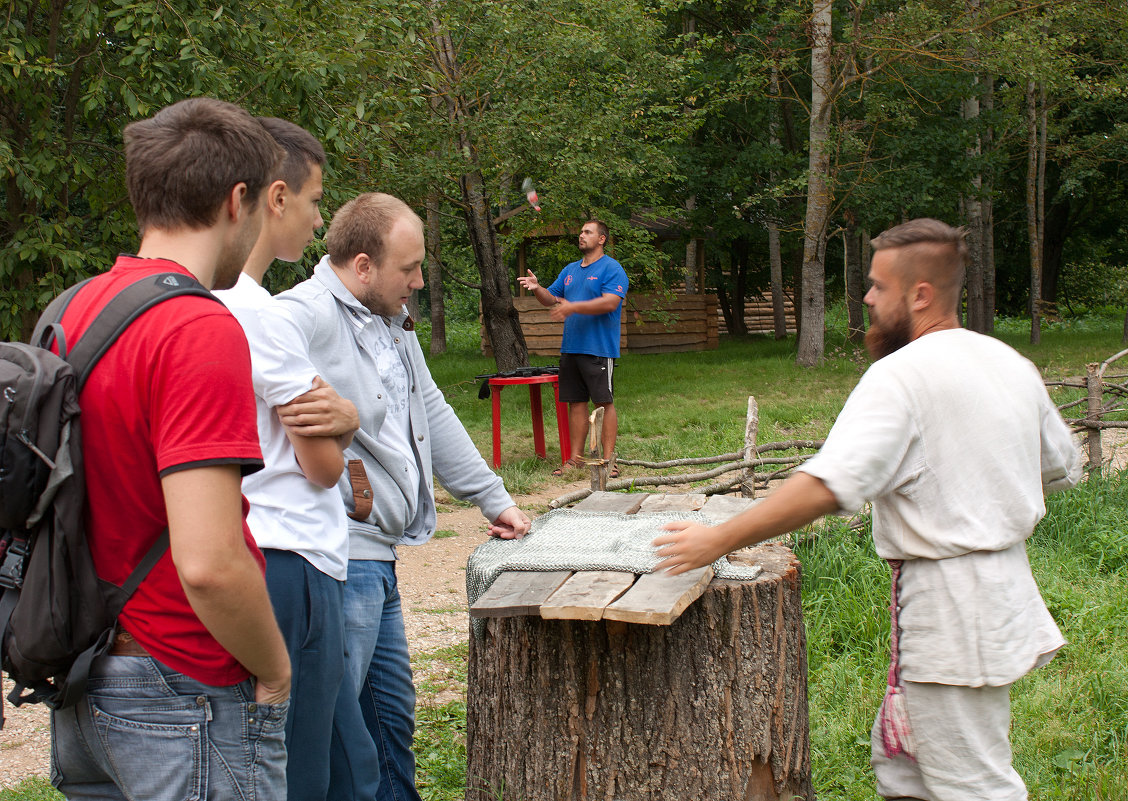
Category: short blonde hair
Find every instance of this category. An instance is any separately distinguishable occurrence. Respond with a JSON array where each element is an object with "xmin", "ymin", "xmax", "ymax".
[{"xmin": 325, "ymin": 193, "xmax": 422, "ymax": 266}]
